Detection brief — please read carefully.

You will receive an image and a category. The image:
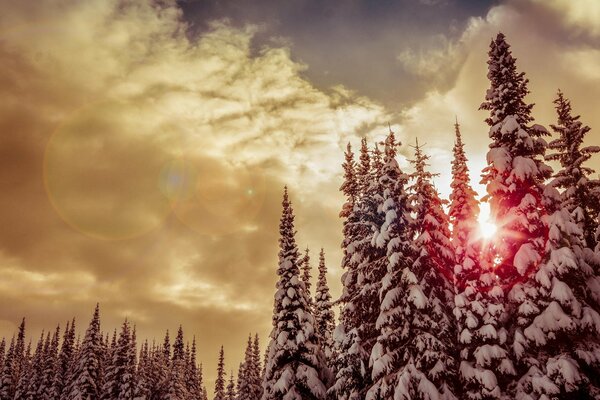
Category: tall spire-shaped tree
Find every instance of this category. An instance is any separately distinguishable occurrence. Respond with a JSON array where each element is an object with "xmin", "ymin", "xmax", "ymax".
[
  {"xmin": 546, "ymin": 90, "xmax": 600, "ymax": 247},
  {"xmin": 508, "ymin": 92, "xmax": 600, "ymax": 397},
  {"xmin": 331, "ymin": 140, "xmax": 372, "ymax": 400},
  {"xmin": 302, "ymin": 247, "xmax": 313, "ymax": 306},
  {"xmin": 226, "ymin": 371, "xmax": 236, "ymax": 400},
  {"xmin": 68, "ymin": 304, "xmax": 103, "ymax": 400},
  {"xmin": 367, "ymin": 131, "xmax": 416, "ymax": 400},
  {"xmin": 449, "ymin": 119, "xmax": 480, "ymax": 255},
  {"xmin": 314, "ymin": 248, "xmax": 335, "ymax": 367},
  {"xmin": 252, "ymin": 334, "xmax": 263, "ymax": 399},
  {"xmin": 262, "ymin": 187, "xmax": 327, "ymax": 400},
  {"xmin": 214, "ymin": 346, "xmax": 226, "ymax": 400},
  {"xmin": 478, "ymin": 32, "xmax": 549, "ymax": 398}
]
